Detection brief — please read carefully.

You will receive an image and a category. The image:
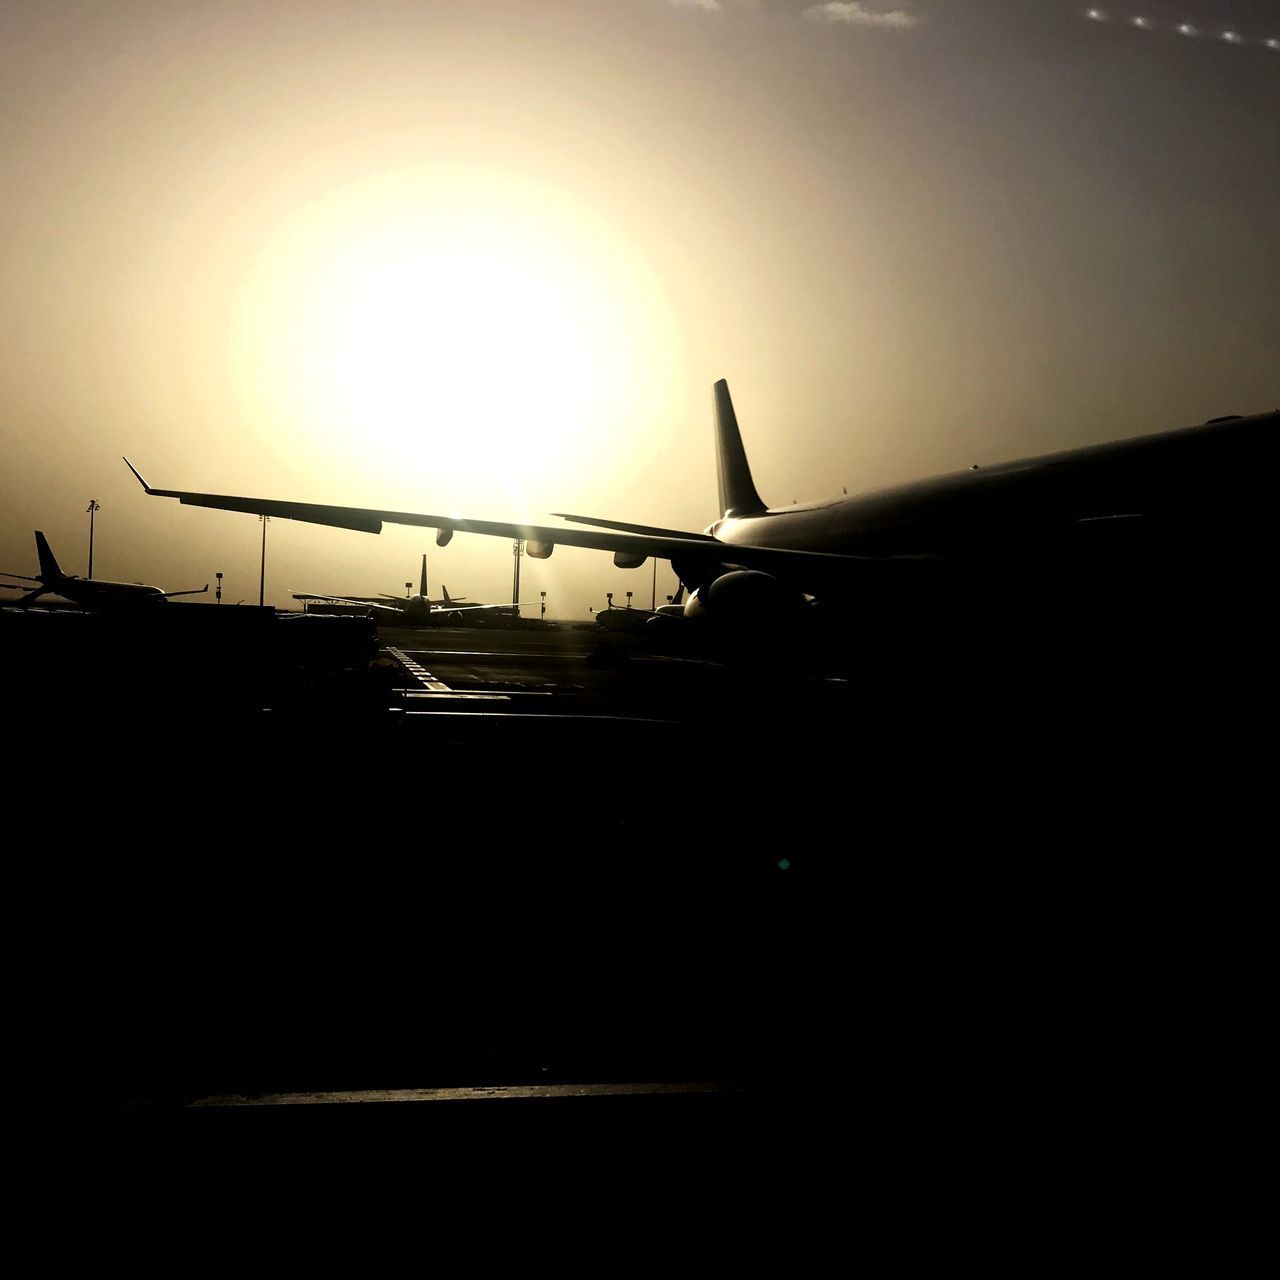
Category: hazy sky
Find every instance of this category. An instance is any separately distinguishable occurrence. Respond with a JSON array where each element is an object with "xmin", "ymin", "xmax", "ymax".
[{"xmin": 2, "ymin": 1, "xmax": 1276, "ymax": 613}]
